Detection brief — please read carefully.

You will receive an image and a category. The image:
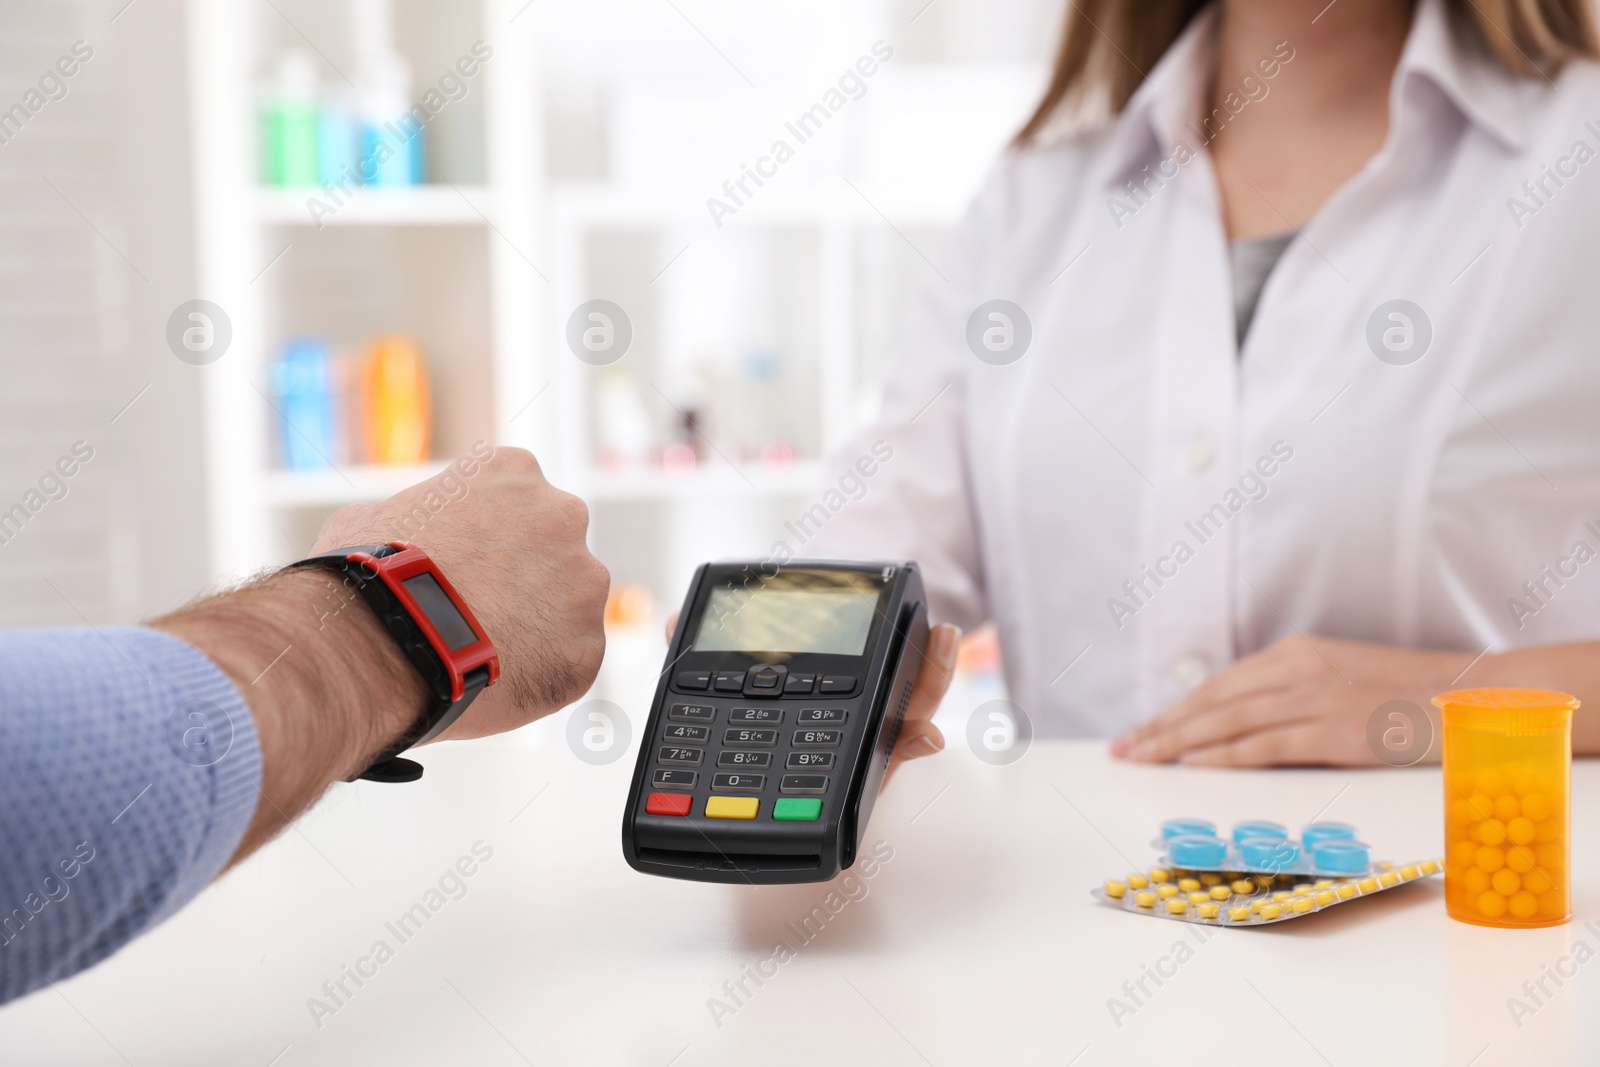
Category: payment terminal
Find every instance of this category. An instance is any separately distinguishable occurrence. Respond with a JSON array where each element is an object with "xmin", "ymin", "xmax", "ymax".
[{"xmin": 622, "ymin": 560, "xmax": 927, "ymax": 884}]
